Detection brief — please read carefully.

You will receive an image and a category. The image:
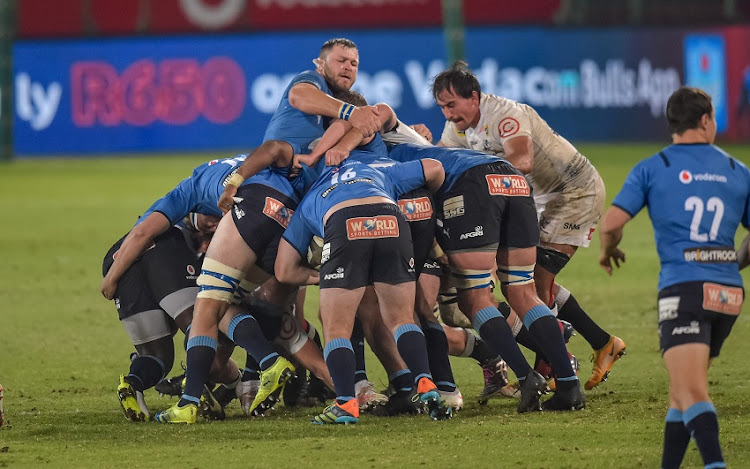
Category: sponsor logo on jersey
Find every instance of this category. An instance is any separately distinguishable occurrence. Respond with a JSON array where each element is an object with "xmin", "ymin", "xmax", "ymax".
[
  {"xmin": 234, "ymin": 205, "xmax": 245, "ymax": 219},
  {"xmin": 408, "ymin": 257, "xmax": 415, "ymax": 272},
  {"xmin": 187, "ymin": 265, "xmax": 196, "ymax": 276},
  {"xmin": 346, "ymin": 216, "xmax": 399, "ymax": 240},
  {"xmin": 324, "ymin": 267, "xmax": 345, "ymax": 280},
  {"xmin": 262, "ymin": 197, "xmax": 294, "ymax": 228},
  {"xmin": 321, "ymin": 242, "xmax": 331, "ymax": 265},
  {"xmin": 498, "ymin": 117, "xmax": 520, "ymax": 138},
  {"xmin": 671, "ymin": 321, "xmax": 700, "ymax": 335},
  {"xmin": 679, "ymin": 169, "xmax": 727, "ymax": 184},
  {"xmin": 657, "ymin": 296, "xmax": 679, "ymax": 322},
  {"xmin": 442, "ymin": 195, "xmax": 465, "ymax": 219},
  {"xmin": 683, "ymin": 246, "xmax": 737, "ymax": 263},
  {"xmin": 703, "ymin": 282, "xmax": 743, "ymax": 315},
  {"xmin": 460, "ymin": 226, "xmax": 484, "ymax": 240},
  {"xmin": 486, "ymin": 174, "xmax": 530, "ymax": 196},
  {"xmin": 563, "ymin": 222, "xmax": 581, "ymax": 230},
  {"xmin": 398, "ymin": 196, "xmax": 433, "ymax": 221}
]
